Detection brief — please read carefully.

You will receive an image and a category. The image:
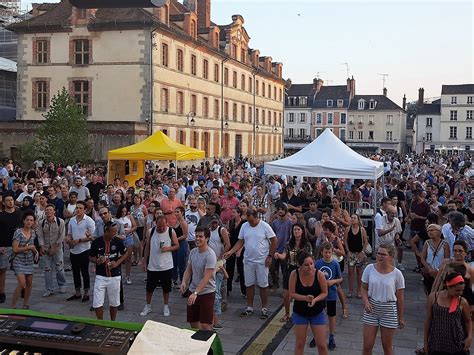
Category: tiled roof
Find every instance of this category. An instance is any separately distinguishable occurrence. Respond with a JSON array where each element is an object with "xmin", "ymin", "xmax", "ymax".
[
  {"xmin": 441, "ymin": 84, "xmax": 474, "ymax": 95},
  {"xmin": 287, "ymin": 84, "xmax": 313, "ymax": 96},
  {"xmin": 8, "ymin": 0, "xmax": 72, "ymax": 32},
  {"xmin": 417, "ymin": 103, "xmax": 441, "ymax": 115},
  {"xmin": 348, "ymin": 95, "xmax": 404, "ymax": 111},
  {"xmin": 313, "ymin": 85, "xmax": 350, "ymax": 108}
]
